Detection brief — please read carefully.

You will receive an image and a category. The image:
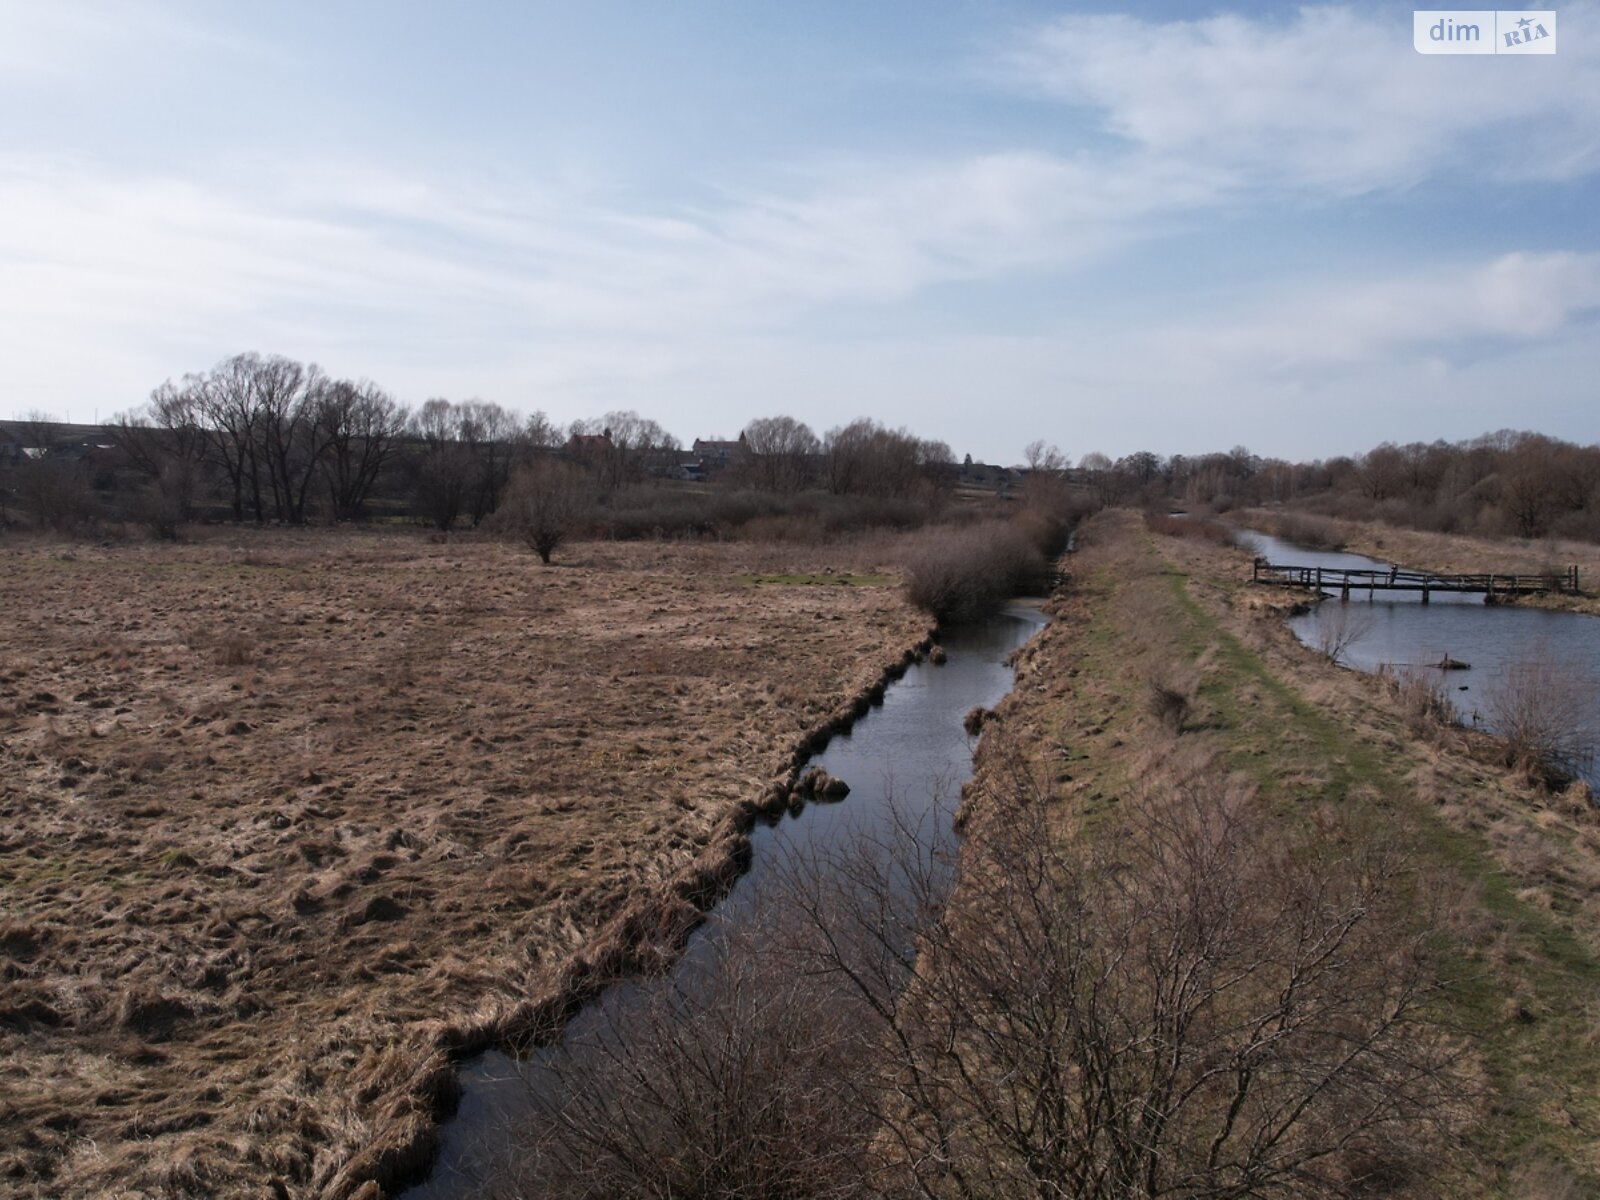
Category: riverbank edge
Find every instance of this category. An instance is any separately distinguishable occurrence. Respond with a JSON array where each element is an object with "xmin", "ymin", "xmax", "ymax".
[
  {"xmin": 960, "ymin": 510, "xmax": 1600, "ymax": 1192},
  {"xmin": 322, "ymin": 620, "xmax": 940, "ymax": 1200}
]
